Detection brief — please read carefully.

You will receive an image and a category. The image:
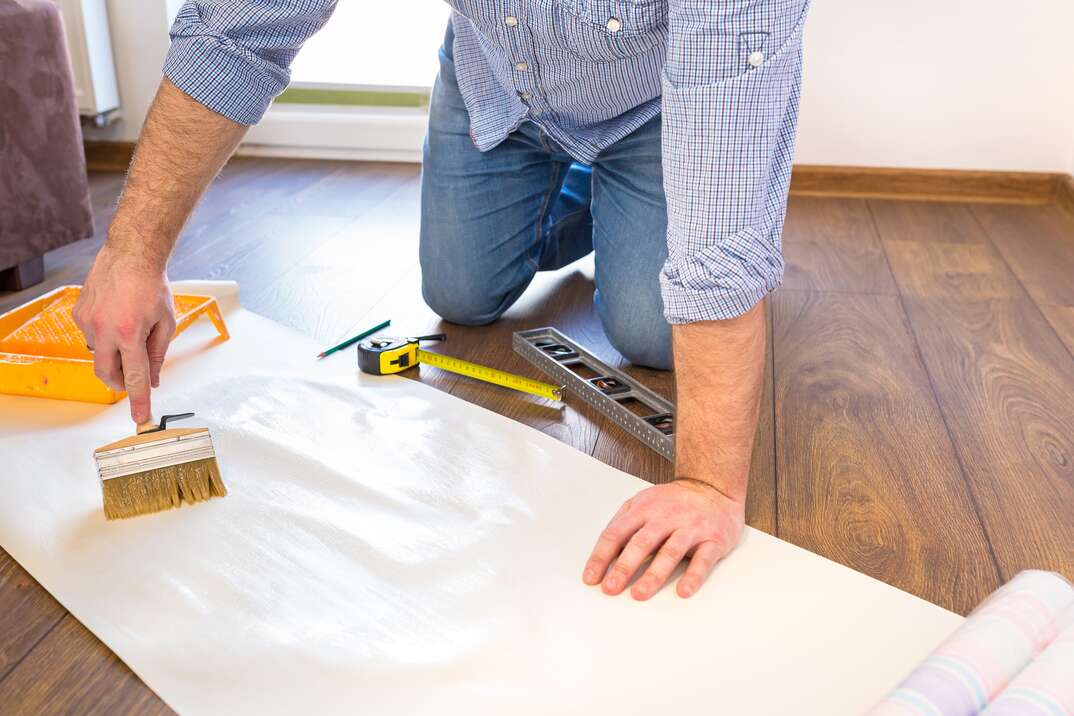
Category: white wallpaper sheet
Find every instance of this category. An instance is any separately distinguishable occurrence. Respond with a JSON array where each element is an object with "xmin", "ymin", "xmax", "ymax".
[{"xmin": 0, "ymin": 282, "xmax": 963, "ymax": 715}]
